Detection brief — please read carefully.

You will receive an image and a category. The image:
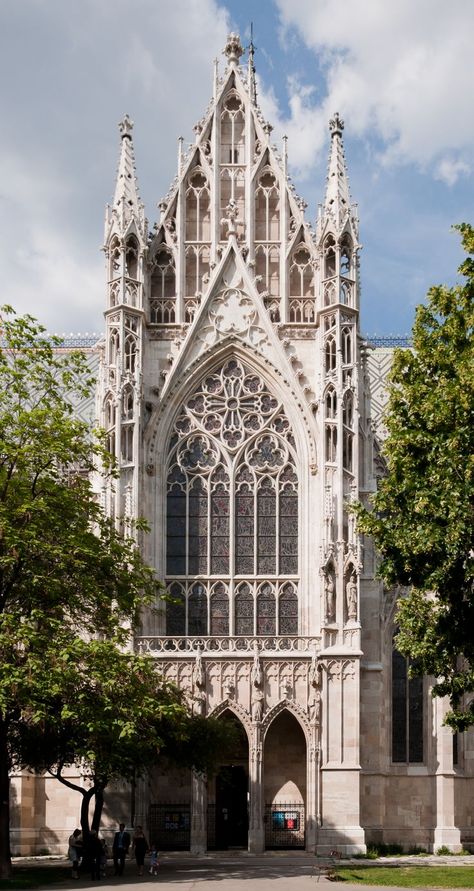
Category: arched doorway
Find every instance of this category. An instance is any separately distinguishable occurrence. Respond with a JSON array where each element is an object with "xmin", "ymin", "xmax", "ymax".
[
  {"xmin": 264, "ymin": 710, "xmax": 307, "ymax": 849},
  {"xmin": 208, "ymin": 711, "xmax": 249, "ymax": 849}
]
